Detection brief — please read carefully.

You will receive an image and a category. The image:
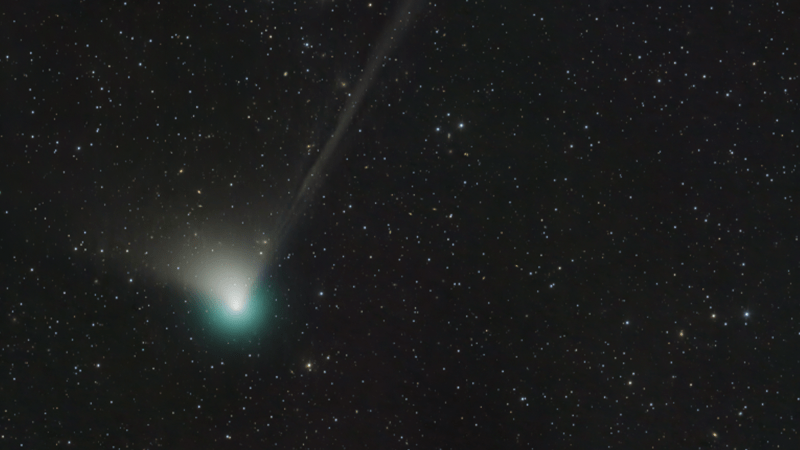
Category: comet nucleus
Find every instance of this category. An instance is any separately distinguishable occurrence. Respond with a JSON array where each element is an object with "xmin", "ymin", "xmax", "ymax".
[{"xmin": 183, "ymin": 248, "xmax": 273, "ymax": 341}]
